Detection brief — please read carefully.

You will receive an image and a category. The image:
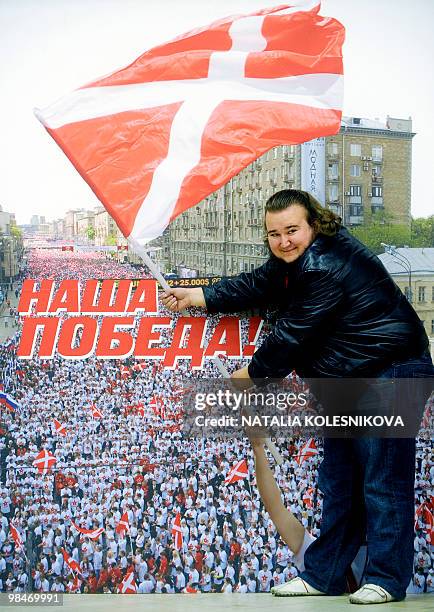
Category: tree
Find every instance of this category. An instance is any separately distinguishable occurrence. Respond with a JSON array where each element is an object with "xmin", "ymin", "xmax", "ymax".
[
  {"xmin": 86, "ymin": 226, "xmax": 95, "ymax": 241},
  {"xmin": 106, "ymin": 232, "xmax": 117, "ymax": 246},
  {"xmin": 410, "ymin": 216, "xmax": 434, "ymax": 247},
  {"xmin": 348, "ymin": 211, "xmax": 410, "ymax": 254},
  {"xmin": 10, "ymin": 225, "xmax": 23, "ymax": 239},
  {"xmin": 349, "ymin": 224, "xmax": 411, "ymax": 254}
]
